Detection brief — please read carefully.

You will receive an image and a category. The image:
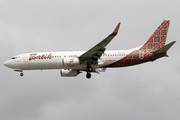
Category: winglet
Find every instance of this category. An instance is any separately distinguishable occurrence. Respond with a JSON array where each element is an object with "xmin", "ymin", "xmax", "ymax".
[{"xmin": 110, "ymin": 22, "xmax": 121, "ymax": 36}]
